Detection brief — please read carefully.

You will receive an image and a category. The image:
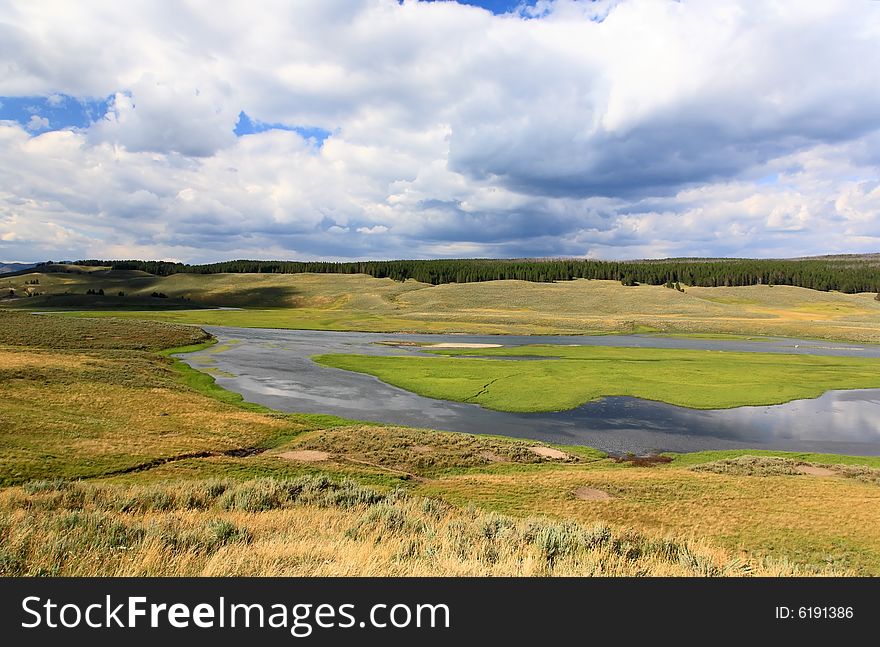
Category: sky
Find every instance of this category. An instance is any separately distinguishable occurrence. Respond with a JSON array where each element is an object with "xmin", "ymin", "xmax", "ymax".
[{"xmin": 1, "ymin": 0, "xmax": 879, "ymax": 264}]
